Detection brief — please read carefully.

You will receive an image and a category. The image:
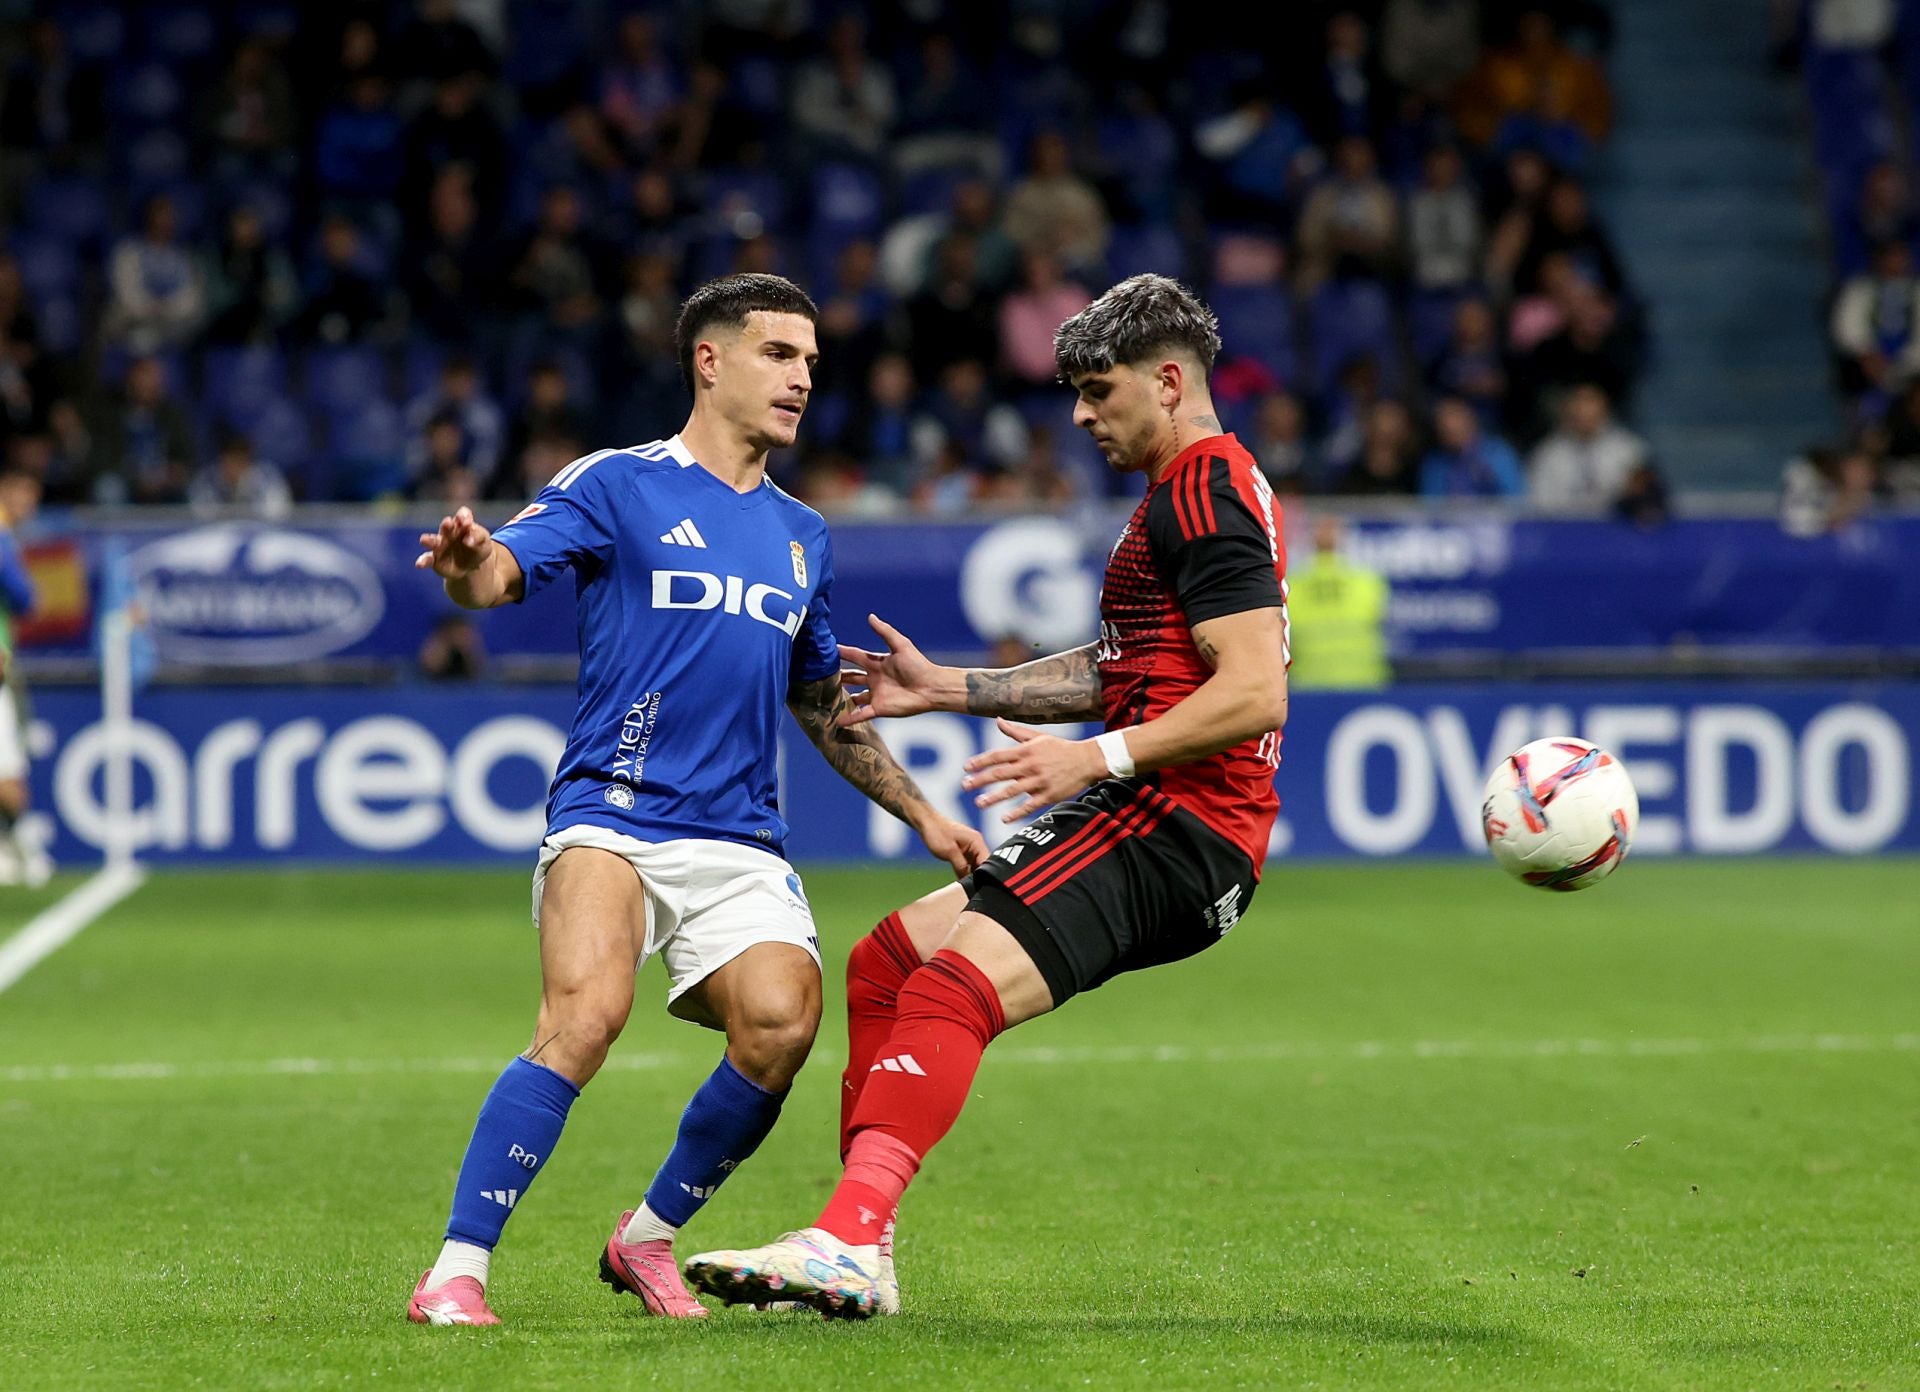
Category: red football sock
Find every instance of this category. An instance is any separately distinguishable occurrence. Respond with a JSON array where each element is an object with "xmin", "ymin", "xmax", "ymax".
[
  {"xmin": 817, "ymin": 951, "xmax": 1005, "ymax": 1248},
  {"xmin": 840, "ymin": 913, "xmax": 922, "ymax": 1160}
]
